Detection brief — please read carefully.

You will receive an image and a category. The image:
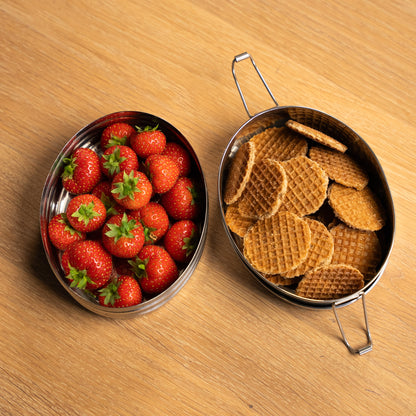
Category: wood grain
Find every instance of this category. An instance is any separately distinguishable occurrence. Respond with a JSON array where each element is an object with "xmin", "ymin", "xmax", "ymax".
[{"xmin": 1, "ymin": 0, "xmax": 415, "ymax": 414}]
